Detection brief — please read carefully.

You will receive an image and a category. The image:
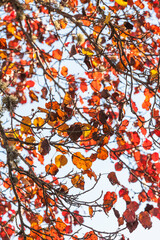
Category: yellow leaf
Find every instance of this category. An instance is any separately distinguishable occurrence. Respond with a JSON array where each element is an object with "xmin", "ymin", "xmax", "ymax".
[
  {"xmin": 82, "ymin": 124, "xmax": 91, "ymax": 138},
  {"xmin": 25, "ymin": 136, "xmax": 35, "ymax": 143},
  {"xmin": 72, "ymin": 152, "xmax": 92, "ymax": 170},
  {"xmin": 115, "ymin": 0, "xmax": 128, "ymax": 7},
  {"xmin": 150, "ymin": 69, "xmax": 158, "ymax": 79},
  {"xmin": 7, "ymin": 23, "xmax": 16, "ymax": 35},
  {"xmin": 20, "ymin": 116, "xmax": 31, "ymax": 134},
  {"xmin": 104, "ymin": 12, "xmax": 111, "ymax": 24},
  {"xmin": 33, "ymin": 117, "xmax": 45, "ymax": 127},
  {"xmin": 55, "ymin": 155, "xmax": 68, "ymax": 168},
  {"xmin": 63, "ymin": 92, "xmax": 72, "ymax": 105},
  {"xmin": 82, "ymin": 48, "xmax": 94, "ymax": 56}
]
